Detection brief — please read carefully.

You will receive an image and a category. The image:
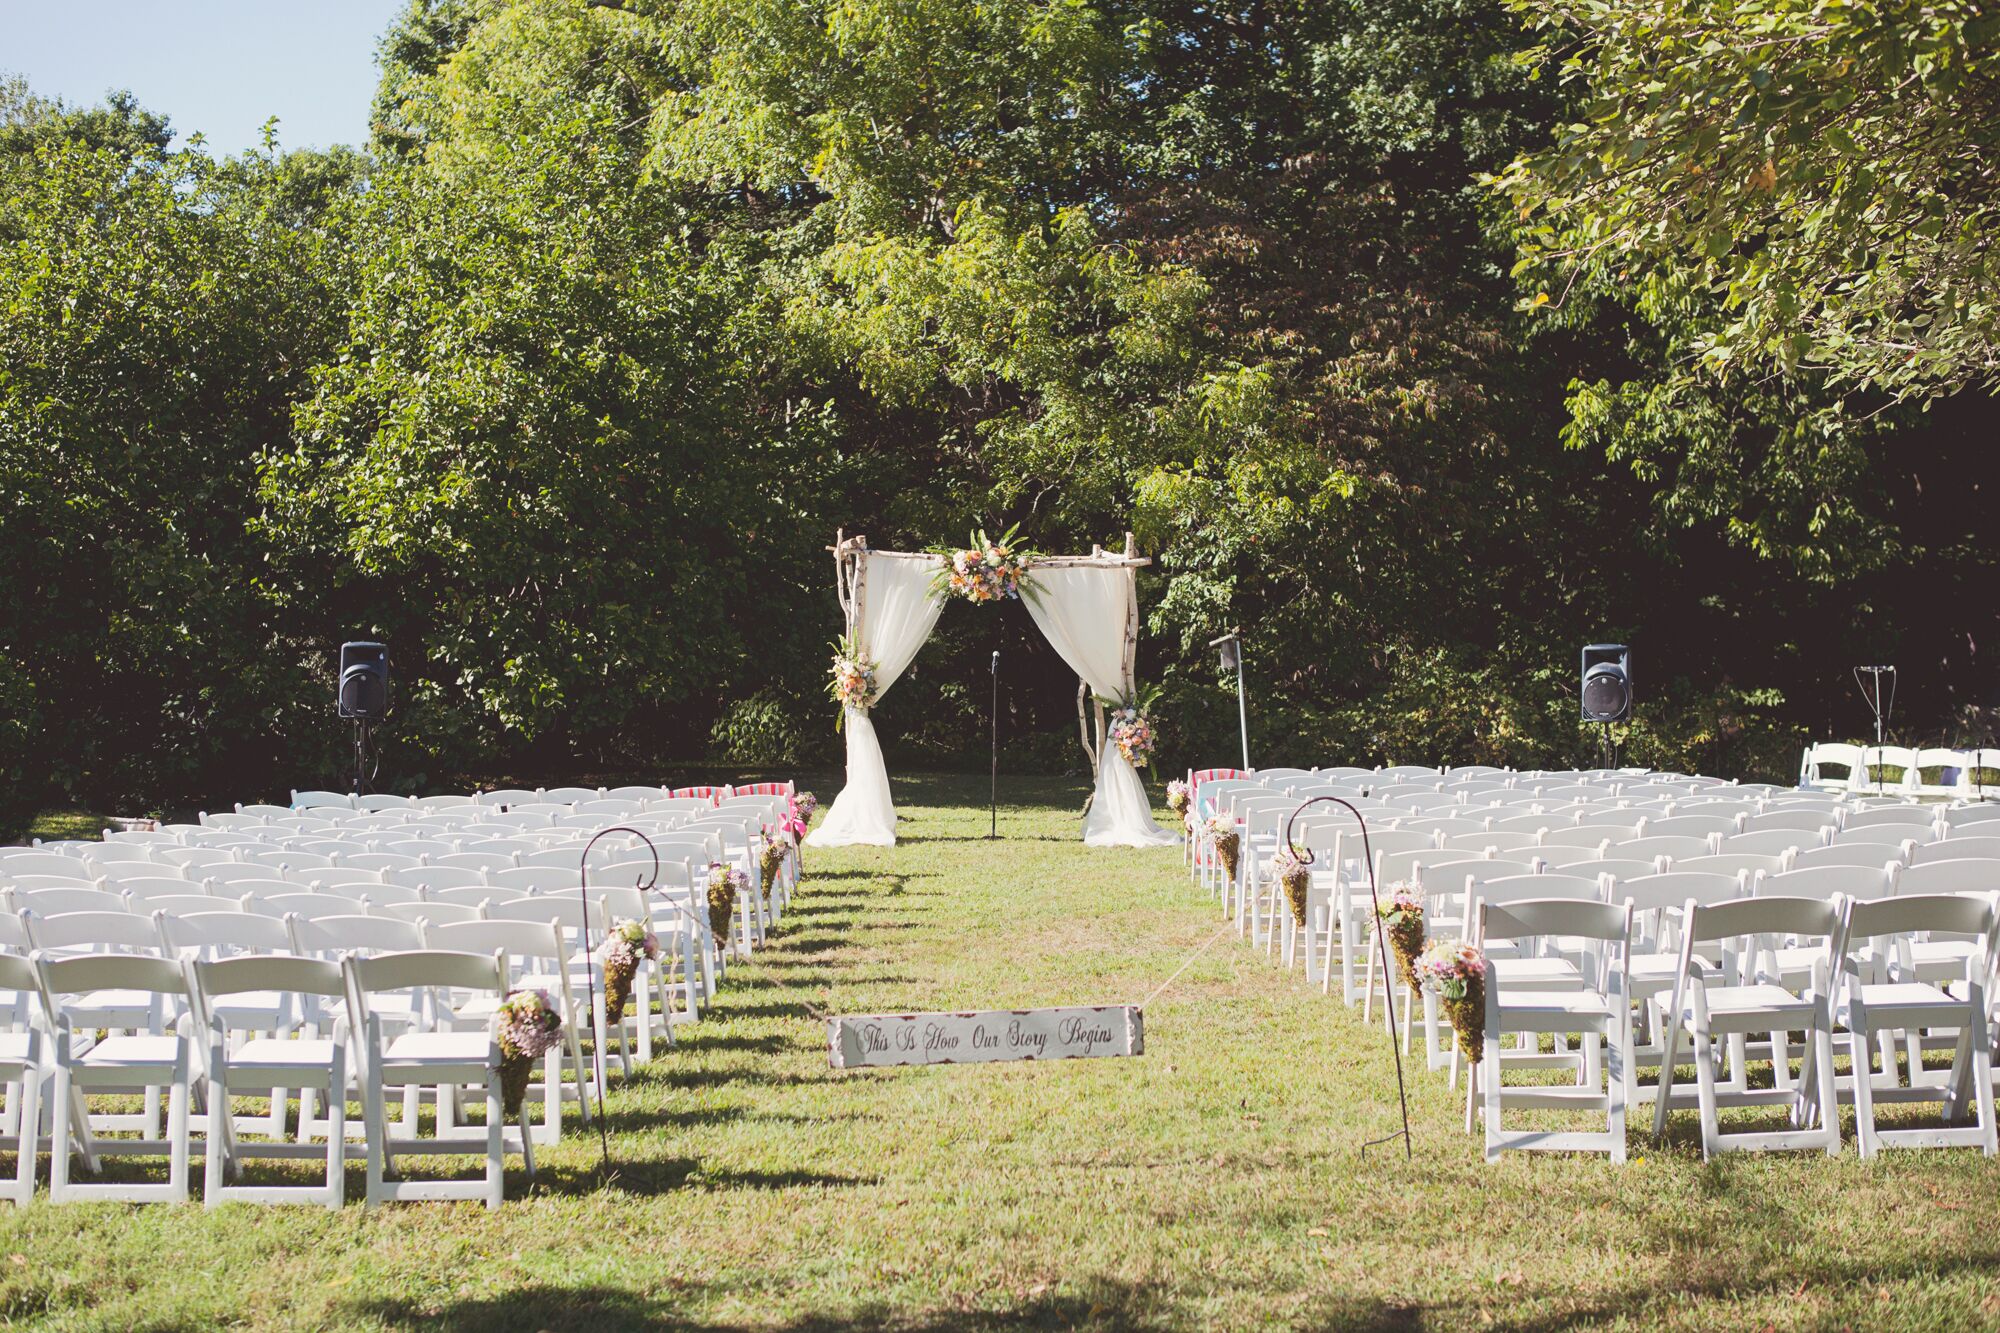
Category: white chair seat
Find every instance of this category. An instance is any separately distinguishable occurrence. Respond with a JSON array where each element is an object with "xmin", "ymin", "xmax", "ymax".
[
  {"xmin": 81, "ymin": 1035, "xmax": 182, "ymax": 1069},
  {"xmin": 1764, "ymin": 945, "xmax": 1823, "ymax": 975},
  {"xmin": 211, "ymin": 990, "xmax": 287, "ymax": 1028},
  {"xmin": 74, "ymin": 987, "xmax": 155, "ymax": 1013},
  {"xmin": 0, "ymin": 1031, "xmax": 36, "ymax": 1070},
  {"xmin": 1686, "ymin": 983, "xmax": 1817, "ymax": 1025},
  {"xmin": 383, "ymin": 1031, "xmax": 489, "ymax": 1062},
  {"xmin": 1842, "ymin": 981, "xmax": 1963, "ymax": 1022},
  {"xmin": 1488, "ymin": 957, "xmax": 1584, "ymax": 989},
  {"xmin": 1907, "ymin": 940, "xmax": 1979, "ymax": 972},
  {"xmin": 1493, "ymin": 988, "xmax": 1615, "ymax": 1029},
  {"xmin": 227, "ymin": 1037, "xmax": 340, "ymax": 1075}
]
